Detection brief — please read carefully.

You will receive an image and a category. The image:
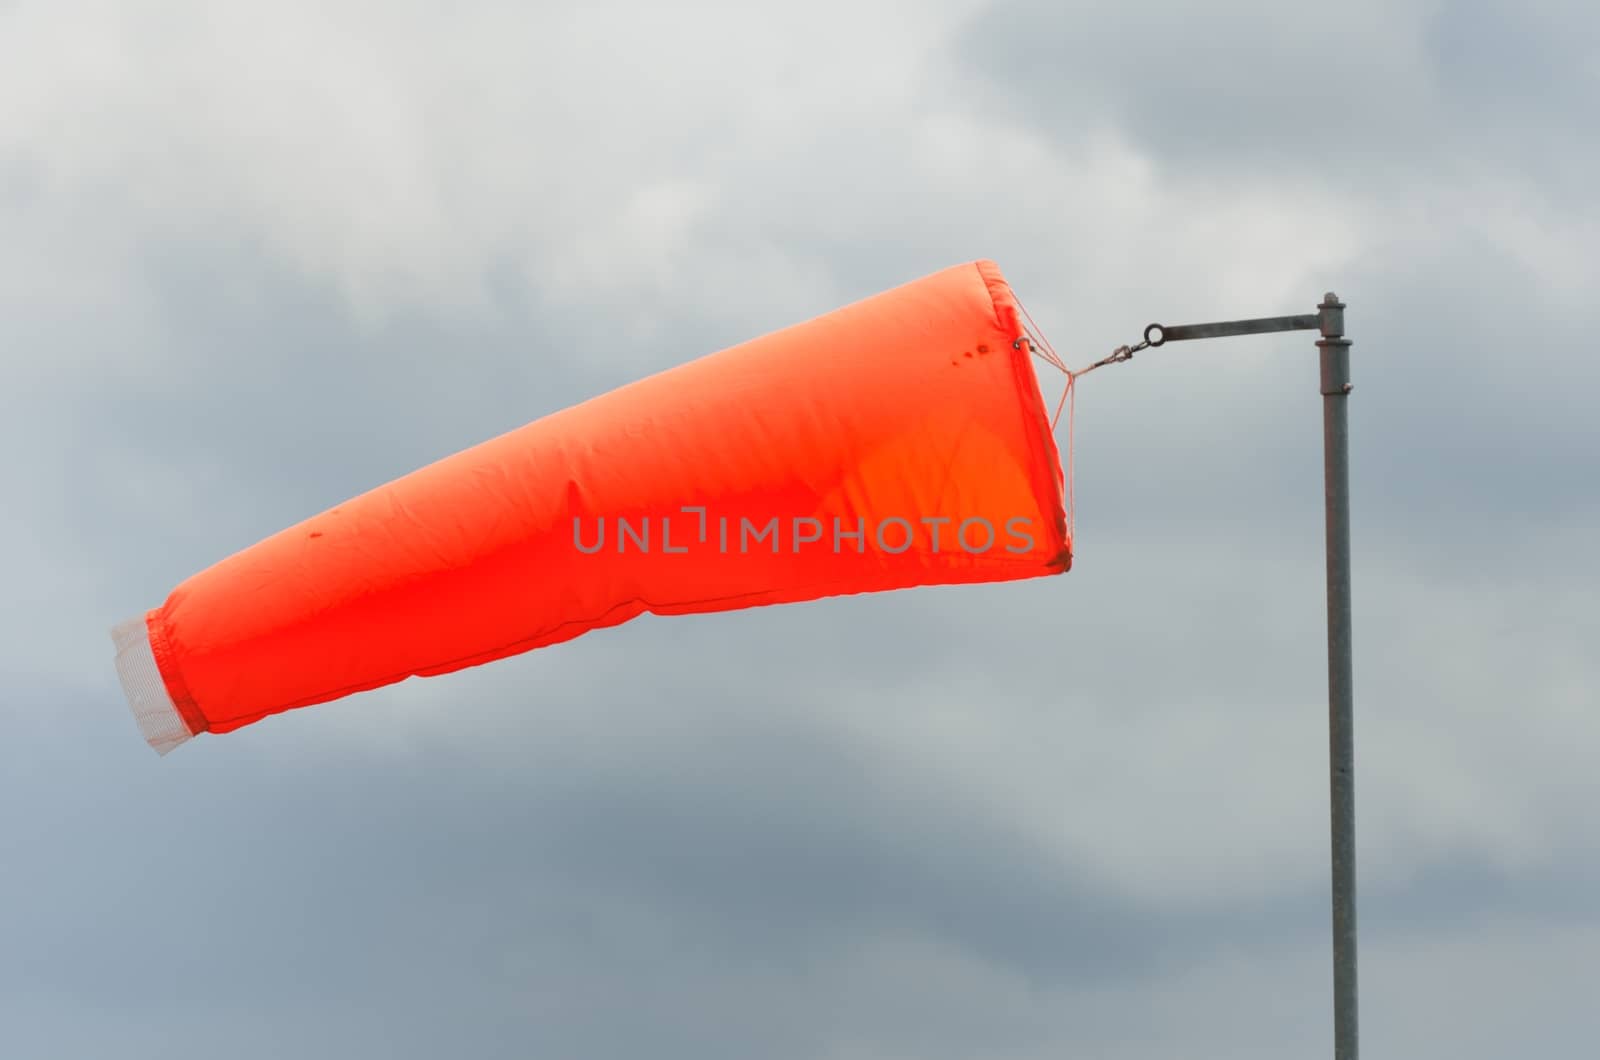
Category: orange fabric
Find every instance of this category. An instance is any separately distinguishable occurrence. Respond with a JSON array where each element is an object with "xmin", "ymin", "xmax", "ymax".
[{"xmin": 143, "ymin": 259, "xmax": 1069, "ymax": 738}]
